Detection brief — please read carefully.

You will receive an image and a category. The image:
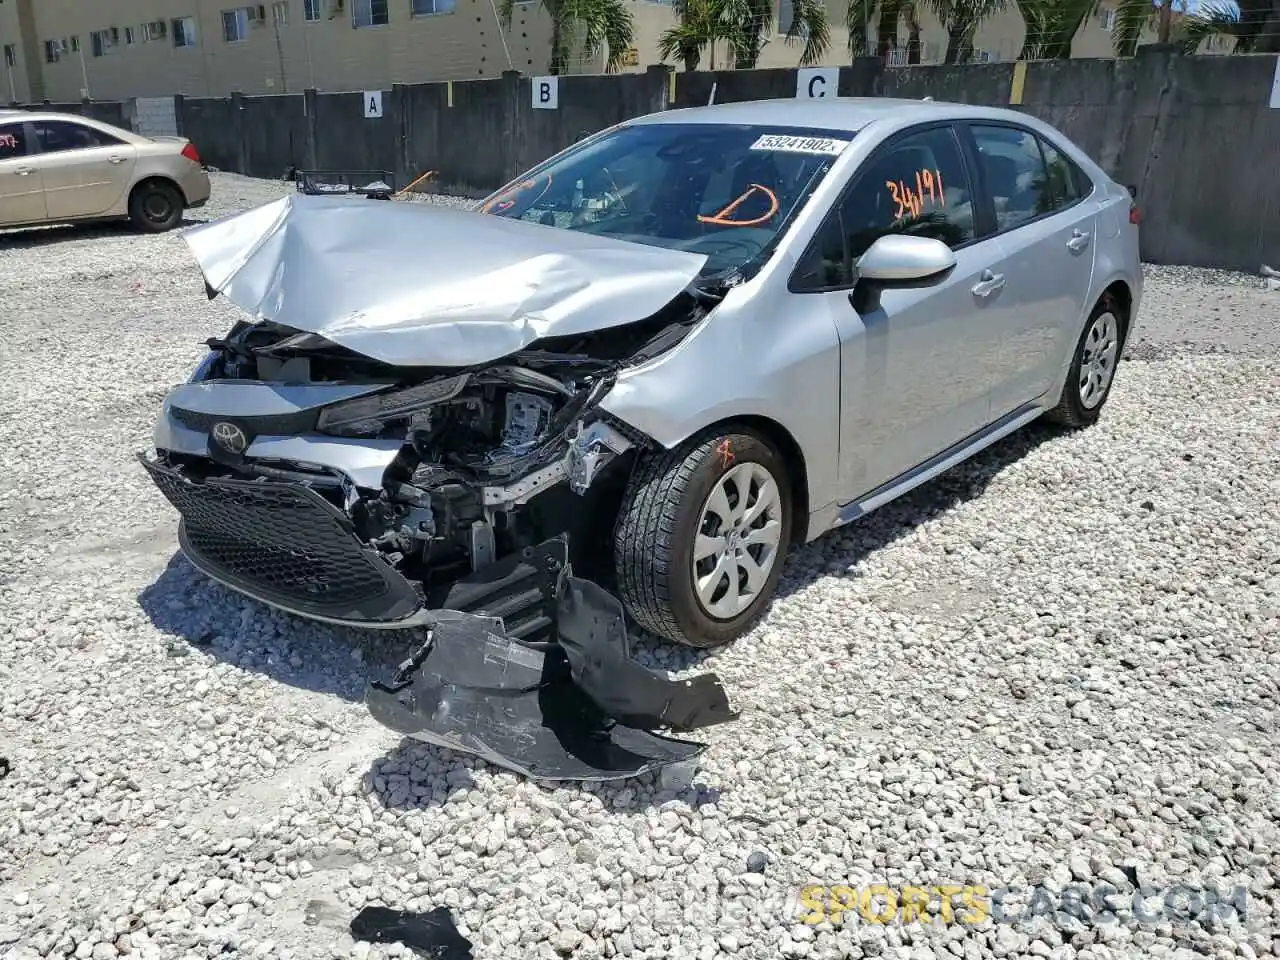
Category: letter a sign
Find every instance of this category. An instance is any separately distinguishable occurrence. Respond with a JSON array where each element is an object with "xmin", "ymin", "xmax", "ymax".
[
  {"xmin": 533, "ymin": 76, "xmax": 559, "ymax": 110},
  {"xmin": 364, "ymin": 90, "xmax": 383, "ymax": 119}
]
